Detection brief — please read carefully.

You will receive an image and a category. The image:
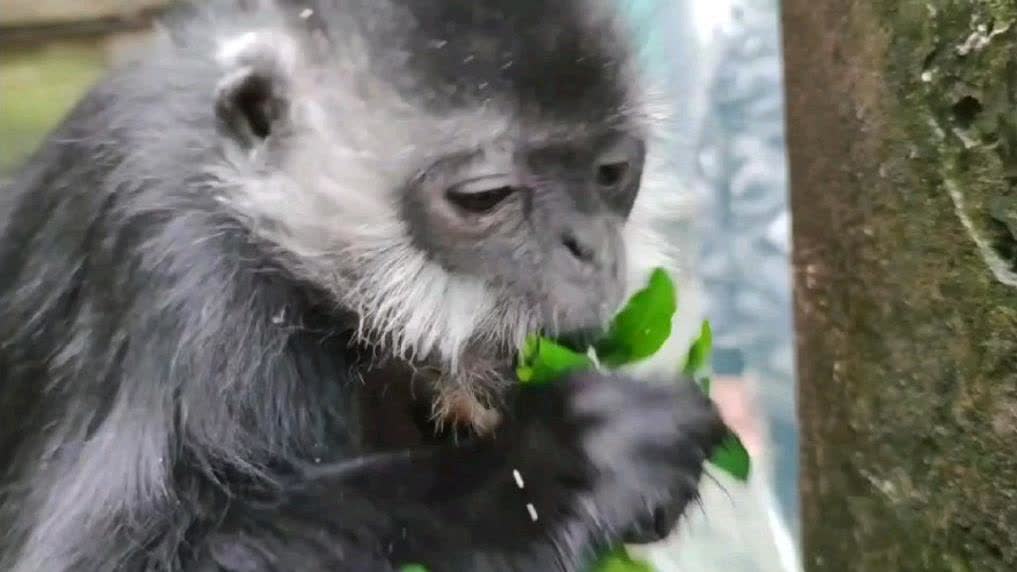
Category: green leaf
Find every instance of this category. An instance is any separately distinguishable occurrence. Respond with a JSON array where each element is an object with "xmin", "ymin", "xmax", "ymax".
[
  {"xmin": 399, "ymin": 565, "xmax": 428, "ymax": 572},
  {"xmin": 682, "ymin": 321, "xmax": 713, "ymax": 395},
  {"xmin": 516, "ymin": 335, "xmax": 593, "ymax": 385},
  {"xmin": 682, "ymin": 321, "xmax": 713, "ymax": 378},
  {"xmin": 699, "ymin": 376, "xmax": 712, "ymax": 396},
  {"xmin": 595, "ymin": 268, "xmax": 677, "ymax": 367},
  {"xmin": 590, "ymin": 547, "xmax": 654, "ymax": 572},
  {"xmin": 709, "ymin": 432, "xmax": 751, "ymax": 482}
]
